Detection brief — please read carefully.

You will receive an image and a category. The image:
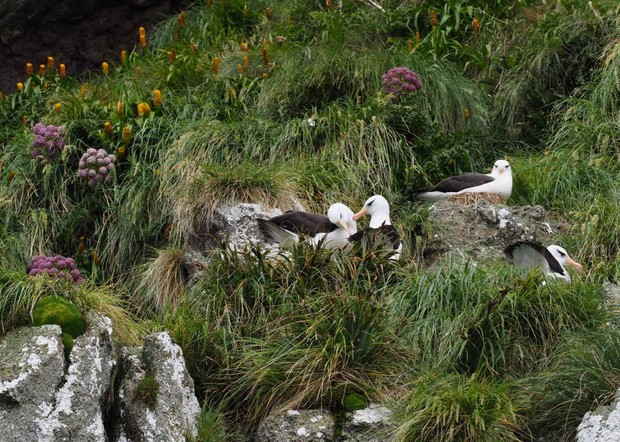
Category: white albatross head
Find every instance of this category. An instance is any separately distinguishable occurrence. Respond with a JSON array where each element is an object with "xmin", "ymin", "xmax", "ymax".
[
  {"xmin": 352, "ymin": 195, "xmax": 391, "ymax": 228},
  {"xmin": 547, "ymin": 245, "xmax": 583, "ymax": 279},
  {"xmin": 490, "ymin": 159, "xmax": 512, "ymax": 178},
  {"xmin": 327, "ymin": 203, "xmax": 357, "ymax": 236}
]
